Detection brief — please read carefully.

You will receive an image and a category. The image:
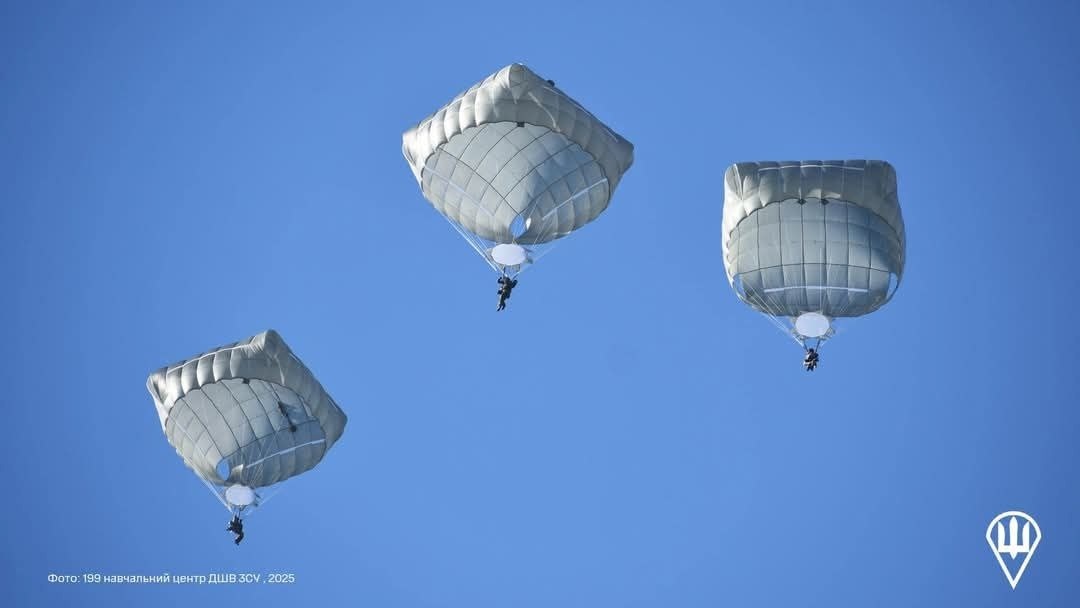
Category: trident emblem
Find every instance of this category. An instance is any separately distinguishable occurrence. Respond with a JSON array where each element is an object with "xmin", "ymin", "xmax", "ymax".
[{"xmin": 986, "ymin": 511, "xmax": 1041, "ymax": 589}]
